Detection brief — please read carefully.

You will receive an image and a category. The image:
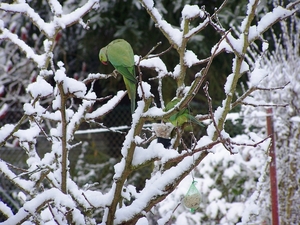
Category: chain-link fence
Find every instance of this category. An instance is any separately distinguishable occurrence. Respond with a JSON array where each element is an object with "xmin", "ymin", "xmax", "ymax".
[
  {"xmin": 0, "ymin": 104, "xmax": 205, "ymax": 221},
  {"xmin": 0, "ymin": 105, "xmax": 152, "ymax": 221}
]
